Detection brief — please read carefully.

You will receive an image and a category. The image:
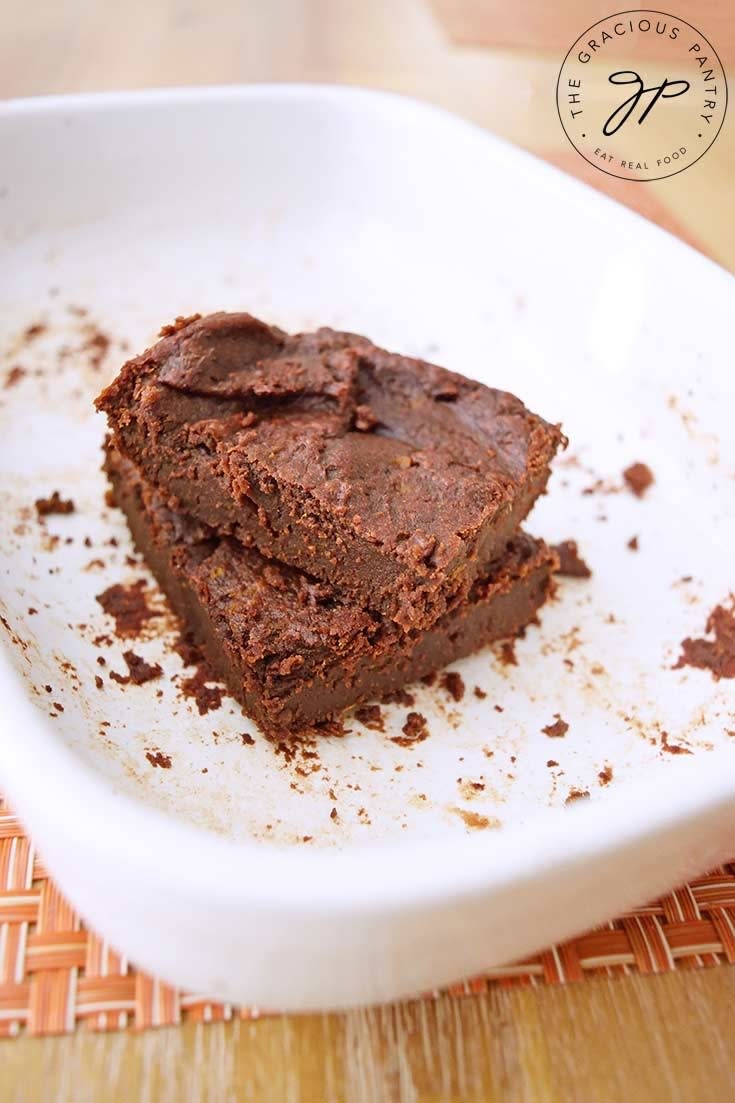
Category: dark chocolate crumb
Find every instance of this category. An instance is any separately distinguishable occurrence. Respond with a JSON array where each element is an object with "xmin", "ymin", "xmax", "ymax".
[
  {"xmin": 96, "ymin": 580, "xmax": 160, "ymax": 639},
  {"xmin": 494, "ymin": 704, "xmax": 504, "ymax": 713},
  {"xmin": 546, "ymin": 759, "xmax": 559, "ymax": 768},
  {"xmin": 330, "ymin": 806, "xmax": 338, "ymax": 821},
  {"xmin": 440, "ymin": 671, "xmax": 465, "ymax": 702},
  {"xmin": 498, "ymin": 640, "xmax": 517, "ymax": 667},
  {"xmin": 180, "ymin": 667, "xmax": 224, "ymax": 715},
  {"xmin": 598, "ymin": 765, "xmax": 614, "ymax": 785},
  {"xmin": 391, "ymin": 711, "xmax": 430, "ymax": 747},
  {"xmin": 145, "ymin": 750, "xmax": 172, "ymax": 768},
  {"xmin": 27, "ymin": 607, "xmax": 37, "ymax": 616},
  {"xmin": 674, "ymin": 599, "xmax": 735, "ymax": 681},
  {"xmin": 109, "ymin": 650, "xmax": 163, "ymax": 686},
  {"xmin": 241, "ymin": 732, "xmax": 255, "ymax": 746},
  {"xmin": 473, "ymin": 686, "xmax": 487, "ymax": 700},
  {"xmin": 94, "ymin": 675, "xmax": 104, "ymax": 690},
  {"xmin": 552, "ymin": 540, "xmax": 592, "ymax": 579},
  {"xmin": 35, "ymin": 491, "xmax": 75, "ymax": 517},
  {"xmin": 420, "ymin": 672, "xmax": 437, "ymax": 687},
  {"xmin": 627, "ymin": 535, "xmax": 639, "ymax": 551},
  {"xmin": 660, "ymin": 731, "xmax": 693, "ymax": 755},
  {"xmin": 623, "ymin": 462, "xmax": 654, "ymax": 497},
  {"xmin": 543, "ymin": 714, "xmax": 569, "ymax": 738}
]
